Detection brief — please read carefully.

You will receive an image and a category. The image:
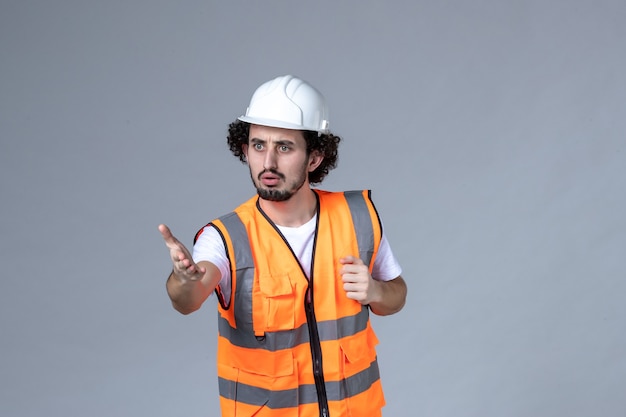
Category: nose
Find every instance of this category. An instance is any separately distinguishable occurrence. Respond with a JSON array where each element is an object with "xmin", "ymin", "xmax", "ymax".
[{"xmin": 263, "ymin": 148, "xmax": 278, "ymax": 170}]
